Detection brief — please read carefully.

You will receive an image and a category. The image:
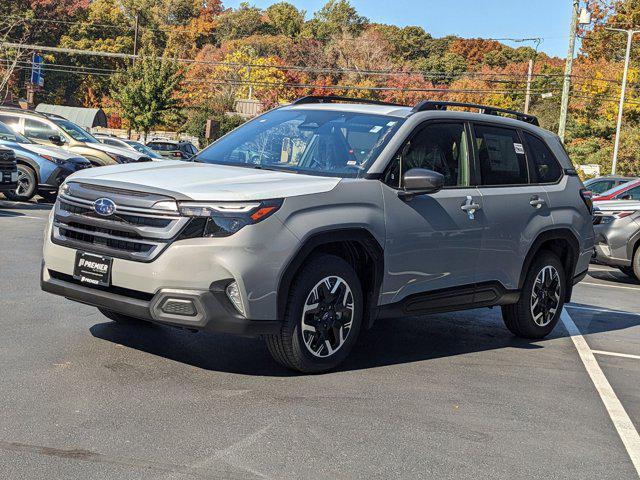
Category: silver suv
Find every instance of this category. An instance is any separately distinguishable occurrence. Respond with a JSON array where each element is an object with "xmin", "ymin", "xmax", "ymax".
[
  {"xmin": 41, "ymin": 97, "xmax": 595, "ymax": 373},
  {"xmin": 593, "ymin": 200, "xmax": 640, "ymax": 280}
]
